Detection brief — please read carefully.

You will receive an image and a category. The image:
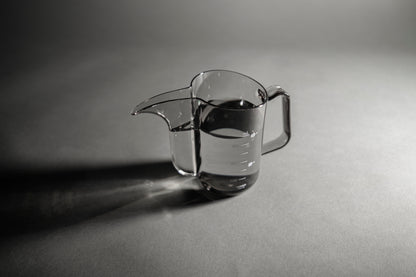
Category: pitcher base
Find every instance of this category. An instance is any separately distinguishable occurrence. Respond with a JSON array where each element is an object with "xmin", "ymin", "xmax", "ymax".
[{"xmin": 198, "ymin": 171, "xmax": 259, "ymax": 197}]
